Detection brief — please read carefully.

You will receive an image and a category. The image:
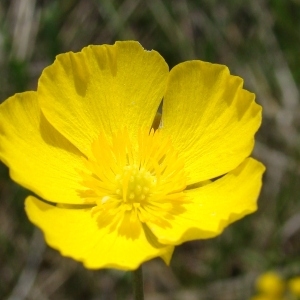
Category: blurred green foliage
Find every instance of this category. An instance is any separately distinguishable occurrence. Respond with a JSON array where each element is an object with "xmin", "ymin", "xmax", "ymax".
[{"xmin": 1, "ymin": 0, "xmax": 300, "ymax": 299}]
